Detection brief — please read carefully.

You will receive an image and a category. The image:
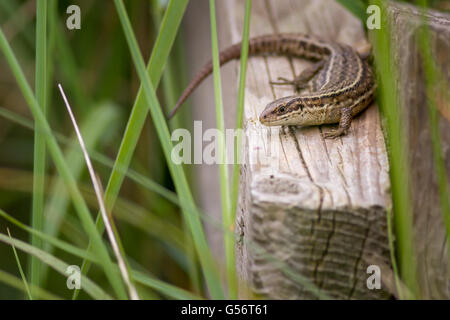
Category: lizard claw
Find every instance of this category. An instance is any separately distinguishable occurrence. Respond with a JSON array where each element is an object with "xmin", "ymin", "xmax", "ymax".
[
  {"xmin": 269, "ymin": 77, "xmax": 293, "ymax": 85},
  {"xmin": 270, "ymin": 77, "xmax": 307, "ymax": 93},
  {"xmin": 323, "ymin": 128, "xmax": 347, "ymax": 139}
]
